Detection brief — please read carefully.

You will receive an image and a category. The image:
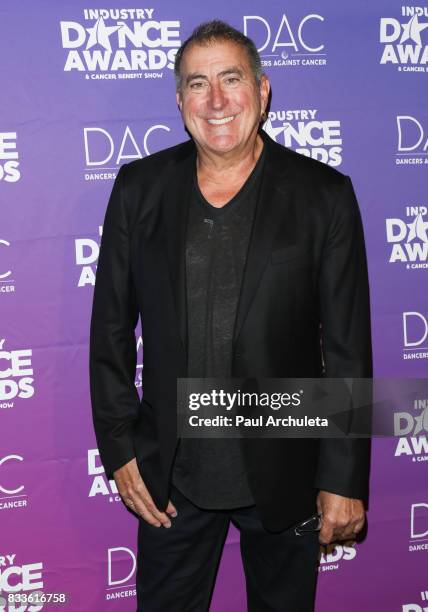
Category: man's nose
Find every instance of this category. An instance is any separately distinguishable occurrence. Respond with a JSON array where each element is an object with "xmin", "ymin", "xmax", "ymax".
[{"xmin": 208, "ymin": 83, "xmax": 226, "ymax": 110}]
